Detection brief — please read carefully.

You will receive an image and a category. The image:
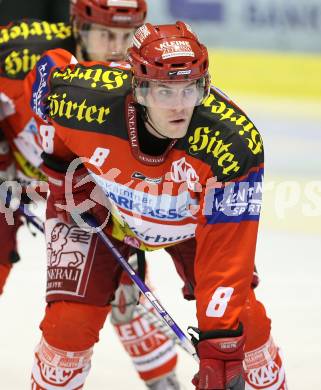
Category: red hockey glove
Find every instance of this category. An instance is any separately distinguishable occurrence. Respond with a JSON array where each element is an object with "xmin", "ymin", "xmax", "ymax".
[
  {"xmin": 191, "ymin": 324, "xmax": 245, "ymax": 390},
  {"xmin": 42, "ymin": 161, "xmax": 110, "ymax": 228}
]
